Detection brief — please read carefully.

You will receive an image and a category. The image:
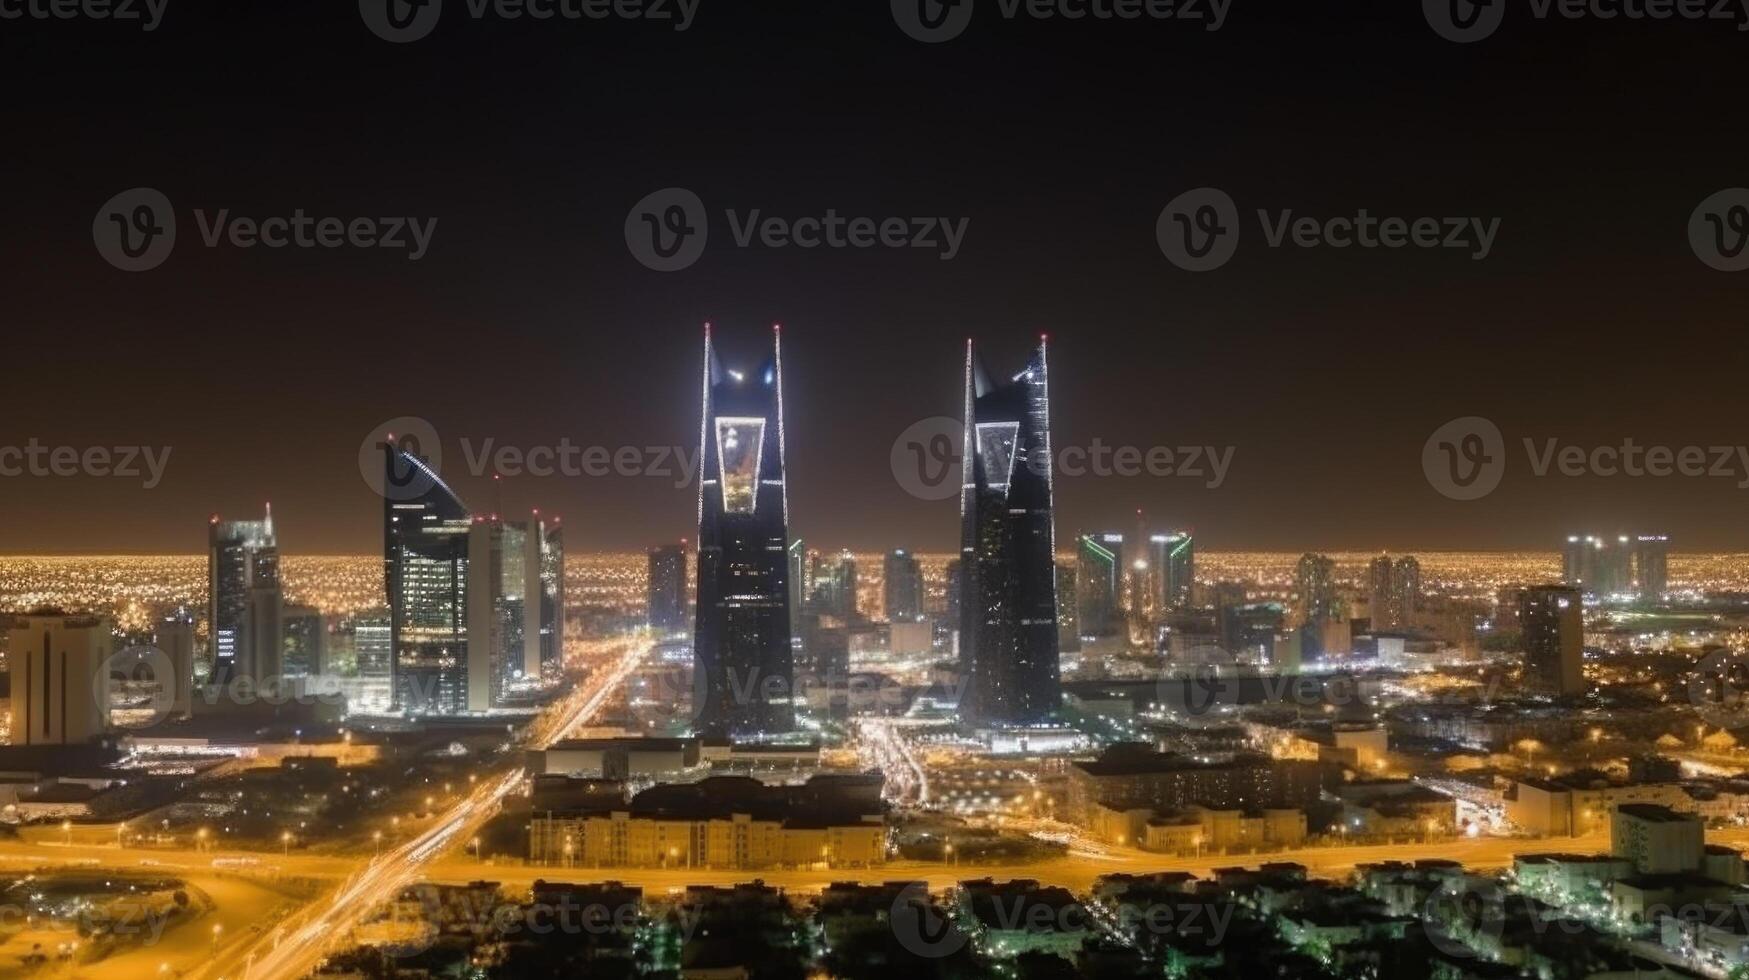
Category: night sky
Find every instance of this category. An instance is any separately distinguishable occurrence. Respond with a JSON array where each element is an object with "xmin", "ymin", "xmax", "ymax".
[{"xmin": 5, "ymin": 0, "xmax": 1746, "ymax": 554}]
